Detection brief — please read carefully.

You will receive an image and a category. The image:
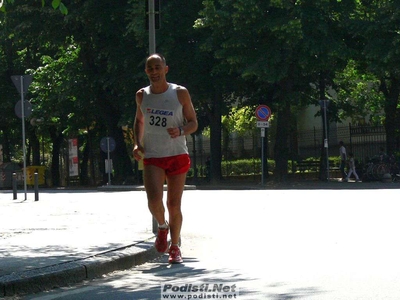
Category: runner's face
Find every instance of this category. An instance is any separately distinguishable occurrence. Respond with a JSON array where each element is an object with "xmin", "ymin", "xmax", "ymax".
[{"xmin": 145, "ymin": 56, "xmax": 168, "ymax": 83}]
